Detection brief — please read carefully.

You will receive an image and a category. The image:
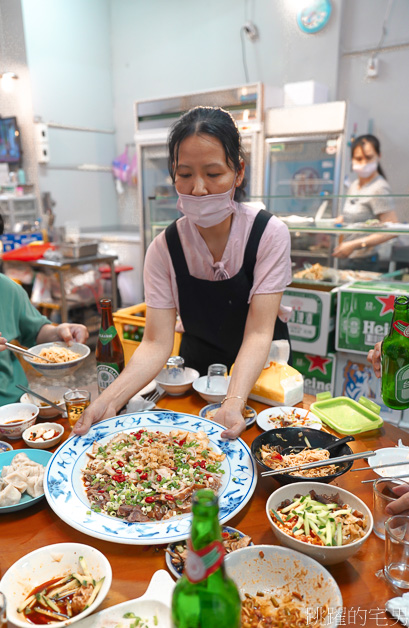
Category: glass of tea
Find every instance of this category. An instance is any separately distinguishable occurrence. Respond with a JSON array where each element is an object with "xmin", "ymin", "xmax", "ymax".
[{"xmin": 64, "ymin": 389, "xmax": 91, "ymax": 427}]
